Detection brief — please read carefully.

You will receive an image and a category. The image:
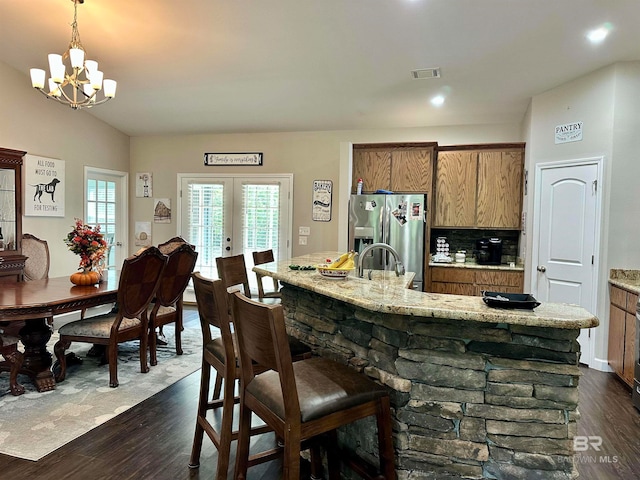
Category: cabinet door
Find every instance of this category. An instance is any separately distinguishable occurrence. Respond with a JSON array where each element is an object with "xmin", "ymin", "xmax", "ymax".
[
  {"xmin": 608, "ymin": 304, "xmax": 626, "ymax": 378},
  {"xmin": 609, "ymin": 285, "xmax": 627, "ymax": 310},
  {"xmin": 431, "ymin": 282, "xmax": 477, "ymax": 296},
  {"xmin": 476, "ymin": 151, "xmax": 523, "ymax": 228},
  {"xmin": 352, "ymin": 149, "xmax": 391, "ymax": 193},
  {"xmin": 623, "ymin": 312, "xmax": 636, "ymax": 386},
  {"xmin": 391, "ymin": 149, "xmax": 433, "ymax": 192},
  {"xmin": 434, "ymin": 151, "xmax": 477, "ymax": 227},
  {"xmin": 476, "ymin": 270, "xmax": 524, "ymax": 290}
]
